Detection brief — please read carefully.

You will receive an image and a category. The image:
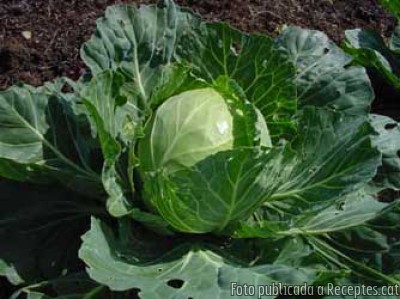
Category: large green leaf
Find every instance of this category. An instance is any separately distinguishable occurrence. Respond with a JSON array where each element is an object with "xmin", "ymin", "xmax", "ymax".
[
  {"xmin": 81, "ymin": 1, "xmax": 195, "ymax": 104},
  {"xmin": 234, "ymin": 107, "xmax": 382, "ymax": 240},
  {"xmin": 81, "ymin": 71, "xmax": 142, "ymax": 217},
  {"xmin": 144, "ymin": 147, "xmax": 285, "ymax": 233},
  {"xmin": 0, "ymin": 179, "xmax": 105, "ymax": 285},
  {"xmin": 241, "ymin": 186, "xmax": 399, "ymax": 284},
  {"xmin": 81, "ymin": 71, "xmax": 140, "ymax": 145},
  {"xmin": 305, "ymin": 187, "xmax": 400, "ymax": 285},
  {"xmin": 238, "ymin": 188, "xmax": 388, "ymax": 238},
  {"xmin": 79, "ymin": 218, "xmax": 325, "ymax": 298},
  {"xmin": 0, "ymin": 85, "xmax": 102, "ymax": 196},
  {"xmin": 277, "ymin": 27, "xmax": 374, "ymax": 115},
  {"xmin": 344, "ymin": 28, "xmax": 400, "ymax": 91},
  {"xmin": 269, "ymin": 107, "xmax": 380, "ymax": 207},
  {"xmin": 369, "ymin": 114, "xmax": 400, "ymax": 190},
  {"xmin": 176, "ymin": 23, "xmax": 297, "ymax": 140},
  {"xmin": 0, "ymin": 86, "xmax": 48, "ymax": 166},
  {"xmin": 289, "ymin": 189, "xmax": 388, "ymax": 235}
]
